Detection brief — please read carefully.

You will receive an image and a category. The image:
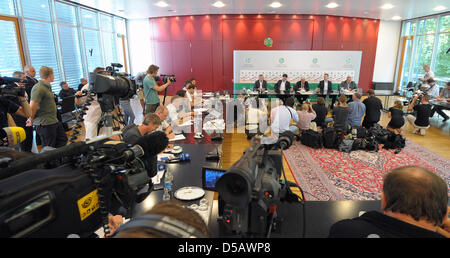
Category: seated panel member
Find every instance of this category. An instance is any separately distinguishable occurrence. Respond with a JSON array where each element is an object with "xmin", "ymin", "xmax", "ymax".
[
  {"xmin": 274, "ymin": 74, "xmax": 291, "ymax": 92},
  {"xmin": 253, "ymin": 74, "xmax": 268, "ymax": 91},
  {"xmin": 318, "ymin": 73, "xmax": 336, "ymax": 108},
  {"xmin": 294, "ymin": 76, "xmax": 310, "ymax": 104},
  {"xmin": 339, "ymin": 76, "xmax": 357, "ymax": 94}
]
